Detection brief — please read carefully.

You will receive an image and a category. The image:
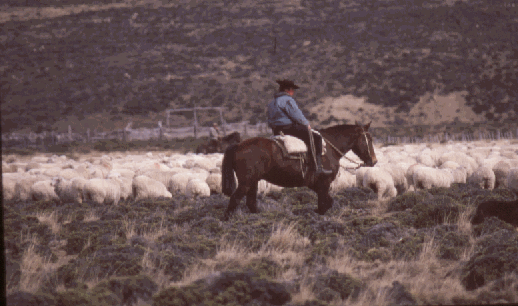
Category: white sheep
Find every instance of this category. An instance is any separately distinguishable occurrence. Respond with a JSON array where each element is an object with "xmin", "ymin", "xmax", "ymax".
[
  {"xmin": 330, "ymin": 167, "xmax": 356, "ymax": 194},
  {"xmin": 507, "ymin": 168, "xmax": 518, "ymax": 195},
  {"xmin": 206, "ymin": 173, "xmax": 222, "ymax": 194},
  {"xmin": 362, "ymin": 167, "xmax": 397, "ymax": 200},
  {"xmin": 185, "ymin": 178, "xmax": 211, "ymax": 198},
  {"xmin": 82, "ymin": 176, "xmax": 122, "ymax": 205},
  {"xmin": 105, "ymin": 171, "xmax": 132, "ymax": 202},
  {"xmin": 189, "ymin": 168, "xmax": 210, "ymax": 181},
  {"xmin": 209, "ymin": 167, "xmax": 221, "ymax": 174},
  {"xmin": 30, "ymin": 156, "xmax": 48, "ymax": 163},
  {"xmin": 132, "ymin": 175, "xmax": 172, "ymax": 201},
  {"xmin": 412, "ymin": 166, "xmax": 454, "ymax": 190},
  {"xmin": 11, "ymin": 162, "xmax": 28, "ymax": 173},
  {"xmin": 56, "ymin": 168, "xmax": 89, "ymax": 180},
  {"xmin": 416, "ymin": 150, "xmax": 439, "ymax": 168},
  {"xmin": 87, "ymin": 159, "xmax": 113, "ymax": 179},
  {"xmin": 169, "ymin": 170, "xmax": 209, "ymax": 194},
  {"xmin": 405, "ymin": 163, "xmax": 425, "ymax": 190},
  {"xmin": 110, "ymin": 168, "xmax": 135, "ymax": 179},
  {"xmin": 137, "ymin": 170, "xmax": 178, "ymax": 193},
  {"xmin": 170, "ymin": 173, "xmax": 192, "ymax": 195},
  {"xmin": 439, "ymin": 161, "xmax": 461, "ymax": 170},
  {"xmin": 192, "ymin": 158, "xmax": 217, "ymax": 171},
  {"xmin": 117, "ymin": 176, "xmax": 133, "ymax": 202},
  {"xmin": 381, "ymin": 164, "xmax": 409, "ymax": 195},
  {"xmin": 52, "ymin": 177, "xmax": 84, "ymax": 204},
  {"xmin": 2, "ymin": 162, "xmax": 18, "ymax": 173},
  {"xmin": 355, "ymin": 167, "xmax": 370, "ymax": 189},
  {"xmin": 479, "ymin": 156, "xmax": 504, "ymax": 170},
  {"xmin": 30, "ymin": 180, "xmax": 59, "ymax": 201},
  {"xmin": 25, "ymin": 162, "xmax": 42, "ymax": 172},
  {"xmin": 468, "ymin": 166, "xmax": 496, "ymax": 190},
  {"xmin": 438, "ymin": 151, "xmax": 478, "ymax": 176},
  {"xmin": 451, "ymin": 166, "xmax": 468, "ymax": 184},
  {"xmin": 2, "ymin": 173, "xmax": 25, "ymax": 201},
  {"xmin": 257, "ymin": 180, "xmax": 272, "ymax": 198},
  {"xmin": 509, "ymin": 159, "xmax": 518, "ymax": 168},
  {"xmin": 14, "ymin": 175, "xmax": 49, "ymax": 201},
  {"xmin": 492, "ymin": 160, "xmax": 511, "ymax": 189}
]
